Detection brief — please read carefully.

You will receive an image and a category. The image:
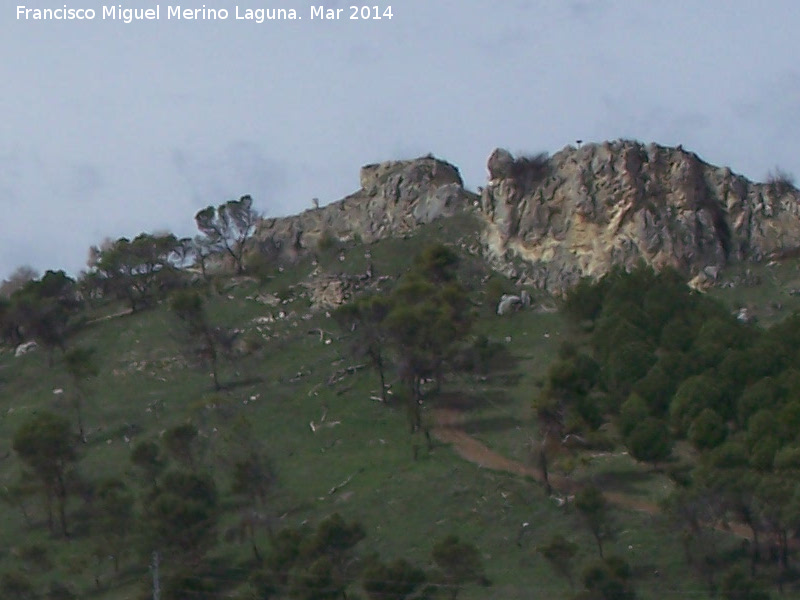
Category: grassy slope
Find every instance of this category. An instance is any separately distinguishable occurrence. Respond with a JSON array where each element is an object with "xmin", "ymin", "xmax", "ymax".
[
  {"xmin": 0, "ymin": 214, "xmax": 785, "ymax": 599},
  {"xmin": 707, "ymin": 258, "xmax": 800, "ymax": 325}
]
